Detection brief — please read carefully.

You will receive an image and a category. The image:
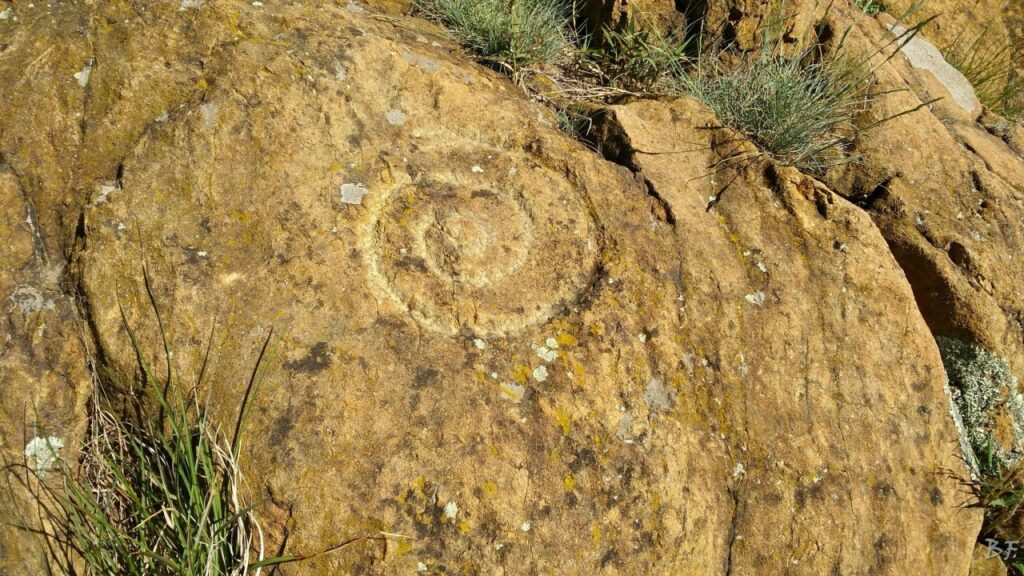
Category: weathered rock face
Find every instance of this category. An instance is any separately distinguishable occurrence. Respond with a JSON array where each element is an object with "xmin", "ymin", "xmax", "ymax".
[
  {"xmin": 0, "ymin": 161, "xmax": 90, "ymax": 573},
  {"xmin": 820, "ymin": 9, "xmax": 1024, "ymax": 417},
  {"xmin": 4, "ymin": 0, "xmax": 1023, "ymax": 574},
  {"xmin": 582, "ymin": 0, "xmax": 689, "ymax": 40},
  {"xmin": 594, "ymin": 98, "xmax": 981, "ymax": 574}
]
